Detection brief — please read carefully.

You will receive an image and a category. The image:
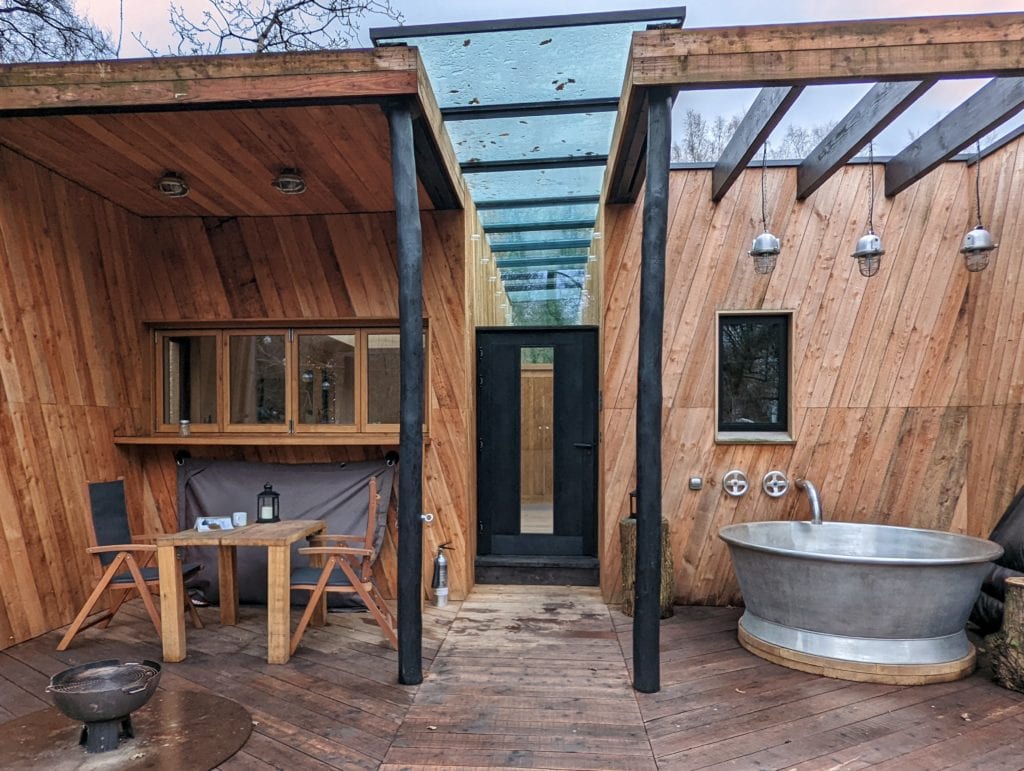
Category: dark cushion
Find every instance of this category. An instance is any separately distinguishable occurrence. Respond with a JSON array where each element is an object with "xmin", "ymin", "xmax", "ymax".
[{"xmin": 290, "ymin": 566, "xmax": 354, "ymax": 588}]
